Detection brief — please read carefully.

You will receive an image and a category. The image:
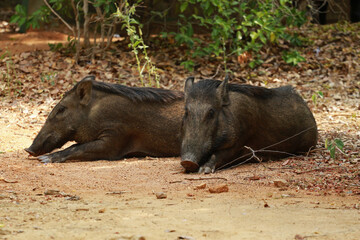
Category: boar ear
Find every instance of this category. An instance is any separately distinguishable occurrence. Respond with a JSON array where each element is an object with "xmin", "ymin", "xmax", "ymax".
[
  {"xmin": 184, "ymin": 76, "xmax": 195, "ymax": 98},
  {"xmin": 217, "ymin": 77, "xmax": 230, "ymax": 106},
  {"xmin": 76, "ymin": 77, "xmax": 93, "ymax": 105}
]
